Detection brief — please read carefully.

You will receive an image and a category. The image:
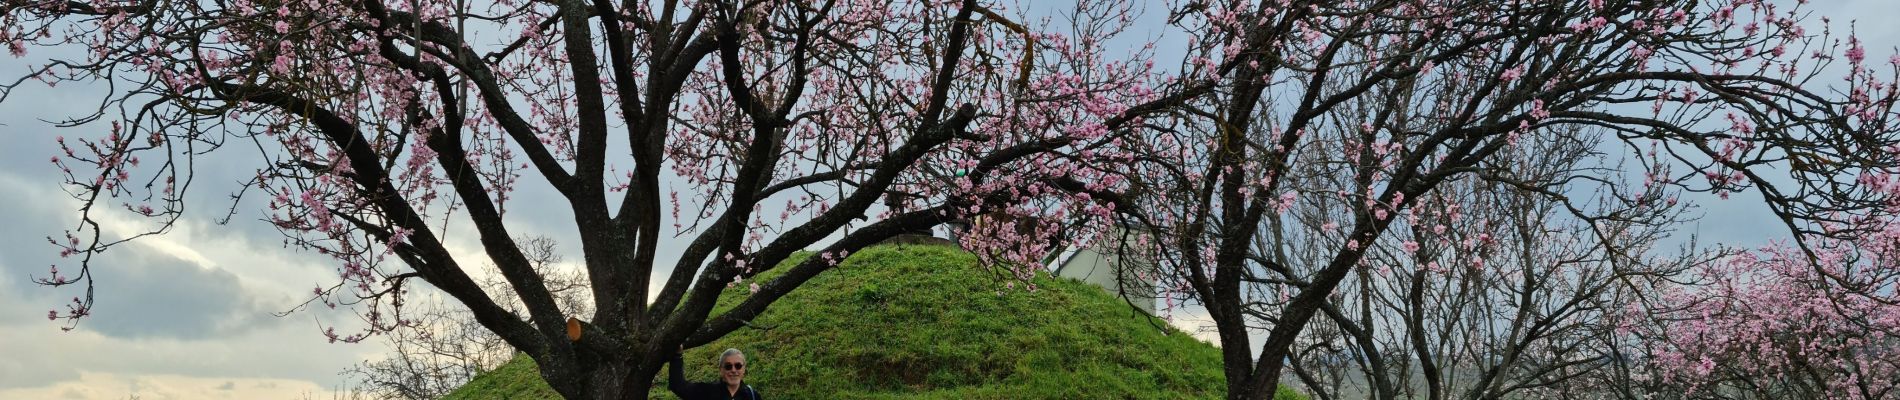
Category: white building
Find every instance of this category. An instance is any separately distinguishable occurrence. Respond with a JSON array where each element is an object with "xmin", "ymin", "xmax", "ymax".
[{"xmin": 1042, "ymin": 227, "xmax": 1158, "ymax": 315}]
